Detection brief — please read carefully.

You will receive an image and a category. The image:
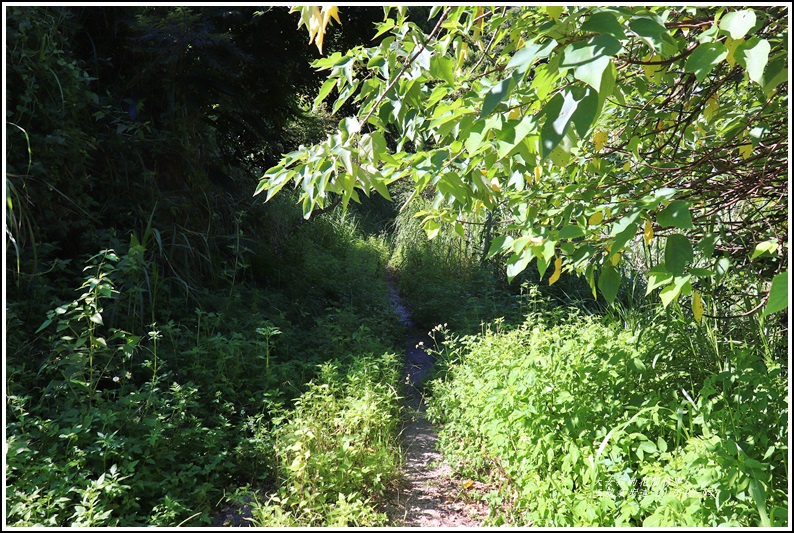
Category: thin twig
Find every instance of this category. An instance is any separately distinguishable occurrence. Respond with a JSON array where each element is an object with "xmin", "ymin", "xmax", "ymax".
[{"xmin": 359, "ymin": 7, "xmax": 452, "ymax": 127}]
